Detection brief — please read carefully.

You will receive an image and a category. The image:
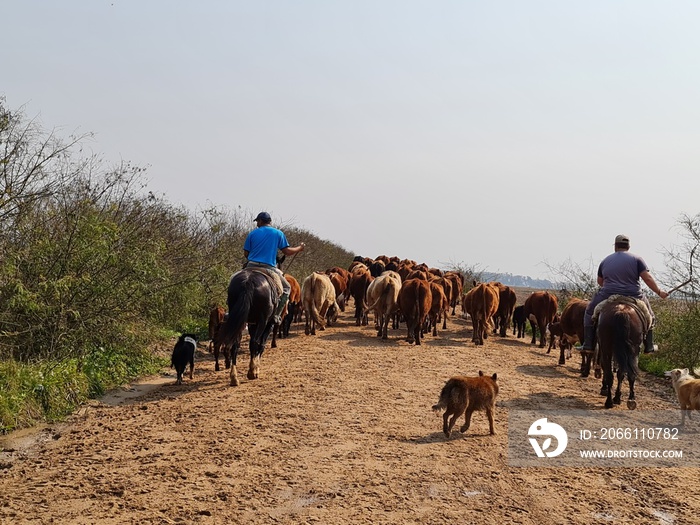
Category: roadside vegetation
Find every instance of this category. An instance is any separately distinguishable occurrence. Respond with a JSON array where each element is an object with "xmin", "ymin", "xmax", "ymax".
[{"xmin": 0, "ymin": 99, "xmax": 354, "ymax": 432}]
